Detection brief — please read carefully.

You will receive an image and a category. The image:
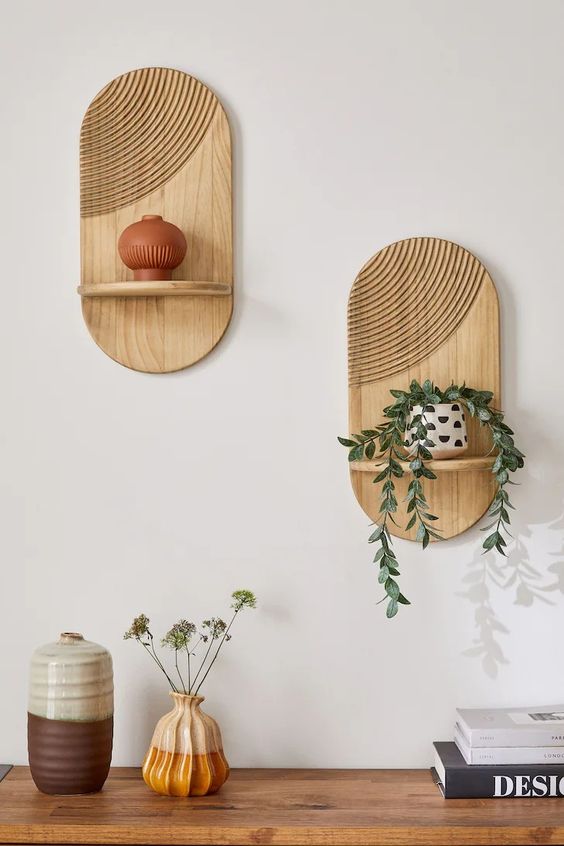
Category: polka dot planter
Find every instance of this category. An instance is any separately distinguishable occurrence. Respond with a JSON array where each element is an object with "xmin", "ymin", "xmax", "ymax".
[{"xmin": 408, "ymin": 403, "xmax": 468, "ymax": 459}]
